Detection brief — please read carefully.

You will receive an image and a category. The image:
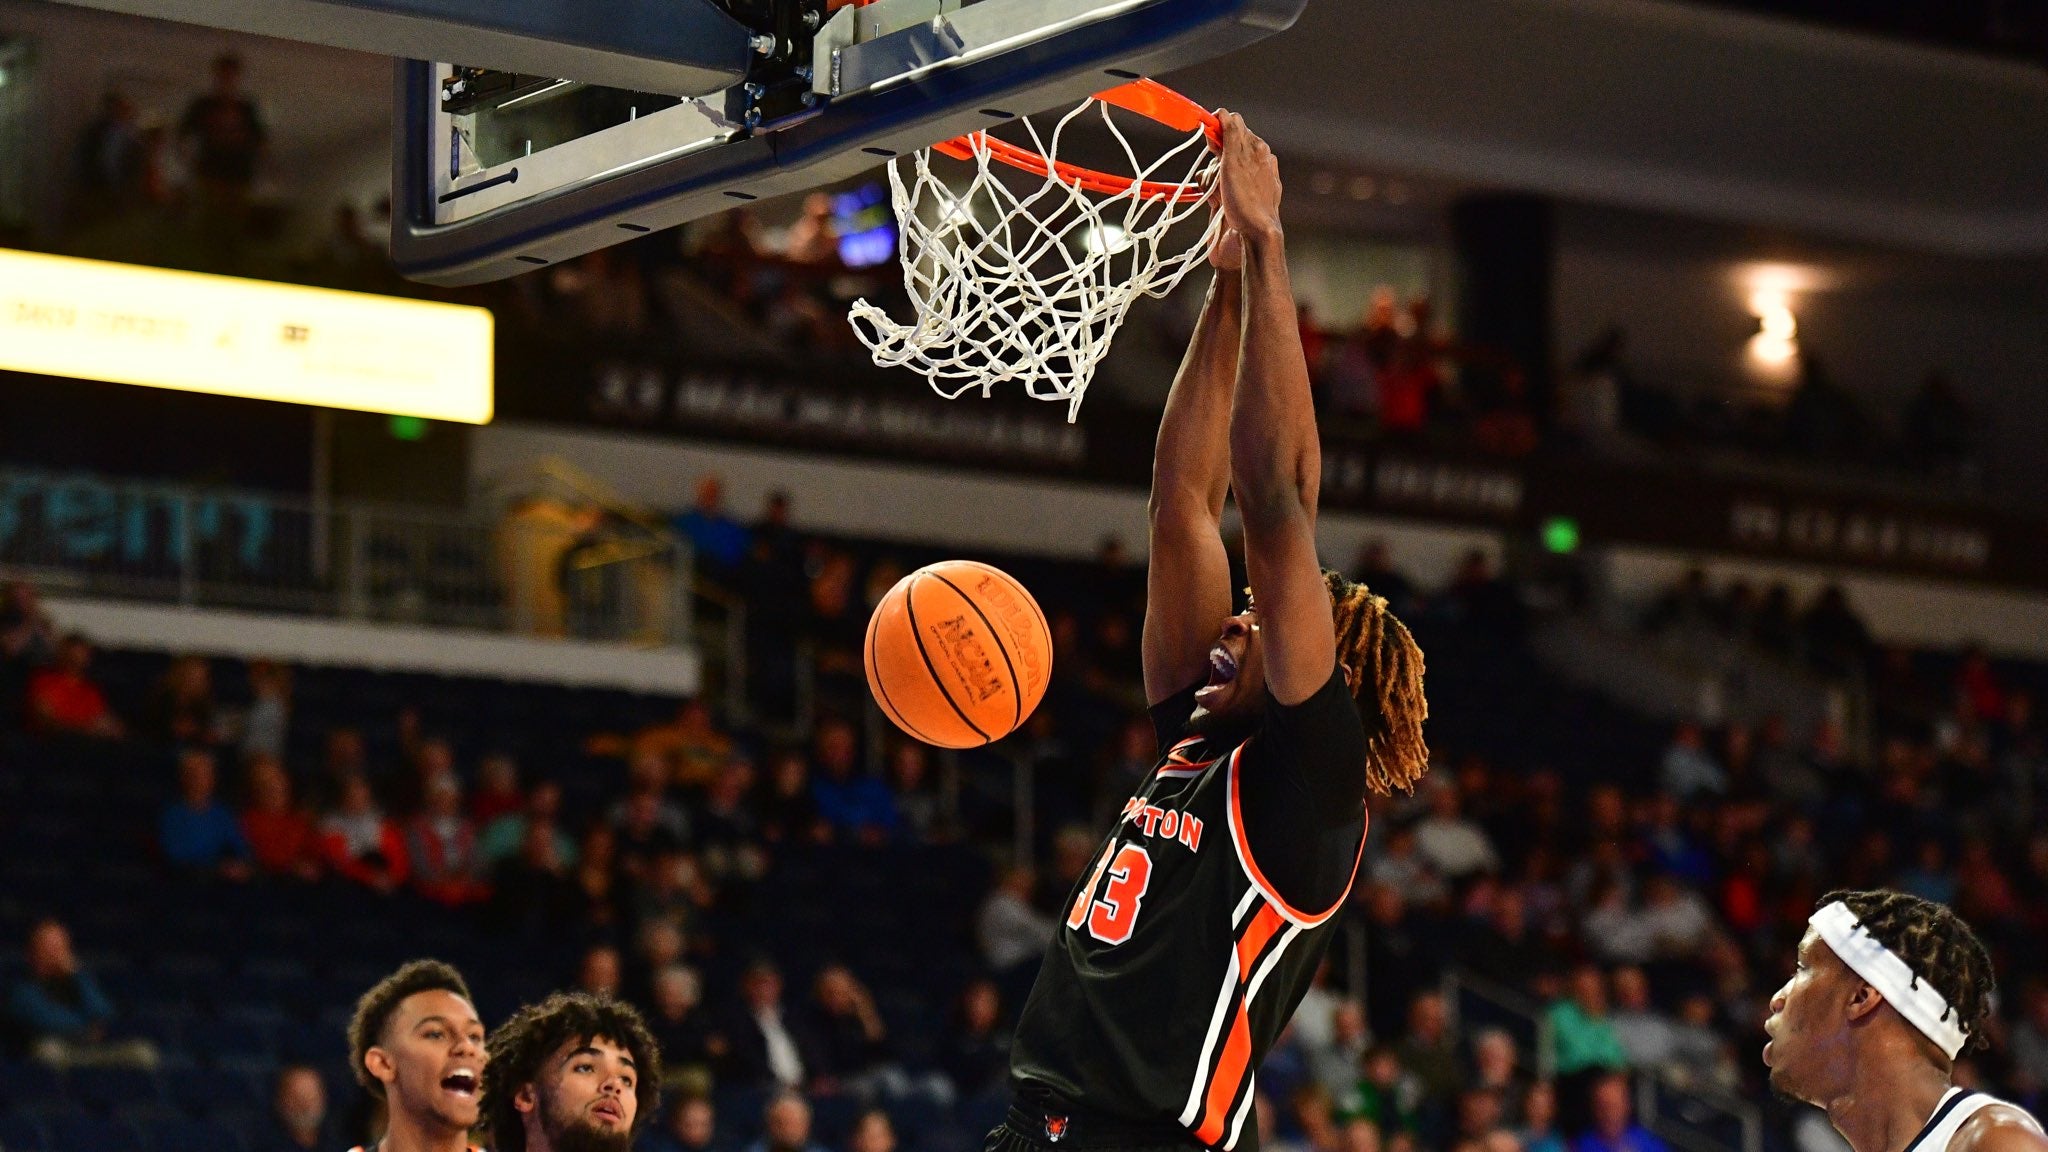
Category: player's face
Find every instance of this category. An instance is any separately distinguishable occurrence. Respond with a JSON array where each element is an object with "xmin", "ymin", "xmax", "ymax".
[
  {"xmin": 521, "ymin": 1036, "xmax": 639, "ymax": 1152},
  {"xmin": 1190, "ymin": 609, "xmax": 1268, "ymax": 731},
  {"xmin": 374, "ymin": 990, "xmax": 486, "ymax": 1132},
  {"xmin": 1763, "ymin": 927, "xmax": 1852, "ymax": 1102}
]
